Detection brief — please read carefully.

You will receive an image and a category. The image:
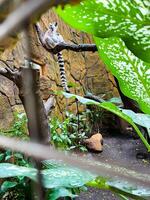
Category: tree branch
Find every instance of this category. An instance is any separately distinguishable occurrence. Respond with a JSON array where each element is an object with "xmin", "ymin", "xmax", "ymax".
[
  {"xmin": 50, "ymin": 43, "xmax": 97, "ymax": 54},
  {"xmin": 34, "ymin": 23, "xmax": 97, "ymax": 54}
]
